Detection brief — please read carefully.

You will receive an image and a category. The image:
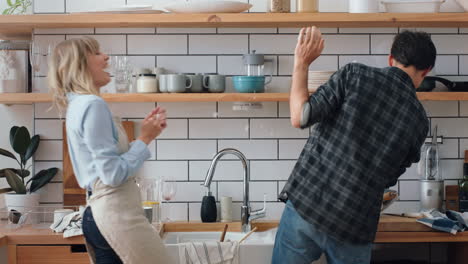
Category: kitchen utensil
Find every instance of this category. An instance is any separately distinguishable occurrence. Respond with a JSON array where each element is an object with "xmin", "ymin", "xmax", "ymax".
[
  {"xmin": 239, "ymin": 227, "xmax": 258, "ymax": 243},
  {"xmin": 381, "ymin": 0, "xmax": 445, "ymax": 13},
  {"xmin": 203, "ymin": 74, "xmax": 226, "ymax": 93},
  {"xmin": 383, "ymin": 212, "xmax": 424, "ymax": 218},
  {"xmin": 349, "ymin": 0, "xmax": 379, "ymax": 13},
  {"xmin": 220, "ymin": 224, "xmax": 229, "ymax": 242},
  {"xmin": 161, "ymin": 177, "xmax": 177, "ymax": 222},
  {"xmin": 417, "ymin": 76, "xmax": 468, "ymax": 92},
  {"xmin": 232, "ymin": 76, "xmax": 267, "ymax": 93},
  {"xmin": 163, "ymin": 1, "xmax": 252, "ymax": 13}
]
